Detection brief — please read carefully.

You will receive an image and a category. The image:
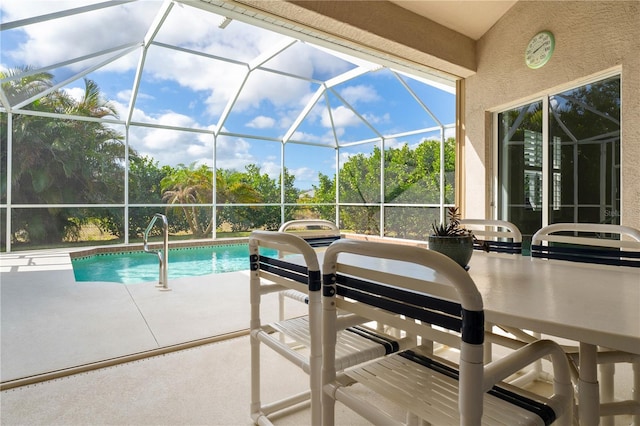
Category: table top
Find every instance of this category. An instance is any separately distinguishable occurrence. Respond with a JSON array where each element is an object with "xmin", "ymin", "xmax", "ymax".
[
  {"xmin": 316, "ymin": 250, "xmax": 640, "ymax": 354},
  {"xmin": 465, "ymin": 252, "xmax": 639, "ymax": 354}
]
